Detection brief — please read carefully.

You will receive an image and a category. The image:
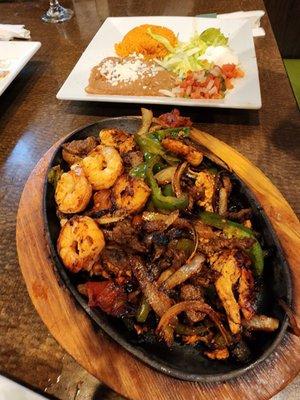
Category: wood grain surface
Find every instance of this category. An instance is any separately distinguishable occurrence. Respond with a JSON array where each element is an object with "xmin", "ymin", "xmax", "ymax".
[
  {"xmin": 0, "ymin": 1, "xmax": 299, "ymax": 399},
  {"xmin": 16, "ymin": 128, "xmax": 300, "ymax": 400}
]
